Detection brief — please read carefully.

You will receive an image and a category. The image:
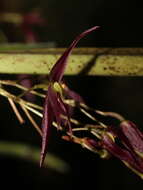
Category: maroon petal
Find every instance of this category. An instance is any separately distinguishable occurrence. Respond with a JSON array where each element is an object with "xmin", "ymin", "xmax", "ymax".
[
  {"xmin": 83, "ymin": 138, "xmax": 99, "ymax": 149},
  {"xmin": 48, "ymin": 85, "xmax": 67, "ymax": 127},
  {"xmin": 23, "ymin": 12, "xmax": 46, "ymax": 26},
  {"xmin": 40, "ymin": 95, "xmax": 54, "ymax": 167},
  {"xmin": 120, "ymin": 121, "xmax": 143, "ymax": 154},
  {"xmin": 57, "ymin": 93, "xmax": 72, "ymax": 133},
  {"xmin": 49, "ymin": 26, "xmax": 100, "ymax": 82},
  {"xmin": 40, "ymin": 84, "xmax": 73, "ymax": 166},
  {"xmin": 102, "ymin": 134, "xmax": 143, "ymax": 173},
  {"xmin": 22, "ymin": 12, "xmax": 46, "ymax": 43},
  {"xmin": 108, "ymin": 125, "xmax": 135, "ymax": 152}
]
